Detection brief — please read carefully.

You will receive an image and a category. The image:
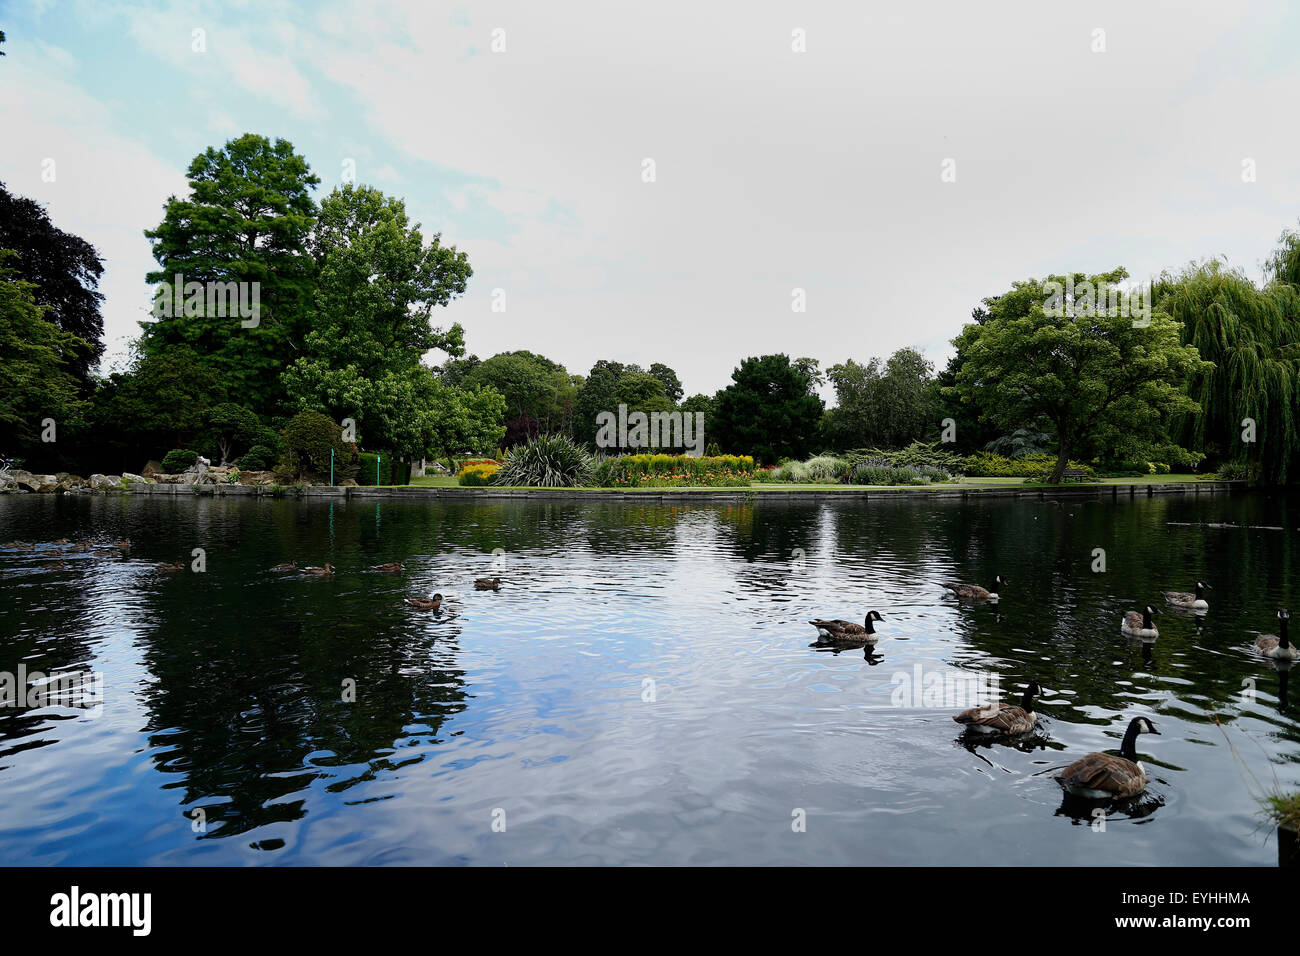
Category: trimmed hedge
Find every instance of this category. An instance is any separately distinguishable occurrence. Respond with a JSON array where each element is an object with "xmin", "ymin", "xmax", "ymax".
[{"xmin": 356, "ymin": 452, "xmax": 411, "ymax": 486}]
